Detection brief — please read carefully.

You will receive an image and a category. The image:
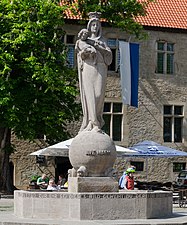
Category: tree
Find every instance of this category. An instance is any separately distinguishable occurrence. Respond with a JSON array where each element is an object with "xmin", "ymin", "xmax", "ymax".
[
  {"xmin": 69, "ymin": 0, "xmax": 154, "ymax": 39},
  {"xmin": 0, "ymin": 0, "xmax": 81, "ymax": 193}
]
